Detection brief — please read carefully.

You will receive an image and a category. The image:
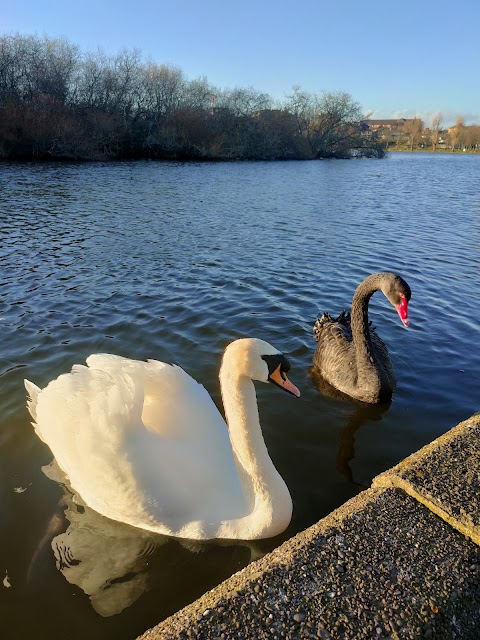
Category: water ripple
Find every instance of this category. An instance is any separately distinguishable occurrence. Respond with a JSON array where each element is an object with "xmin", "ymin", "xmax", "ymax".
[{"xmin": 1, "ymin": 154, "xmax": 479, "ymax": 640}]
